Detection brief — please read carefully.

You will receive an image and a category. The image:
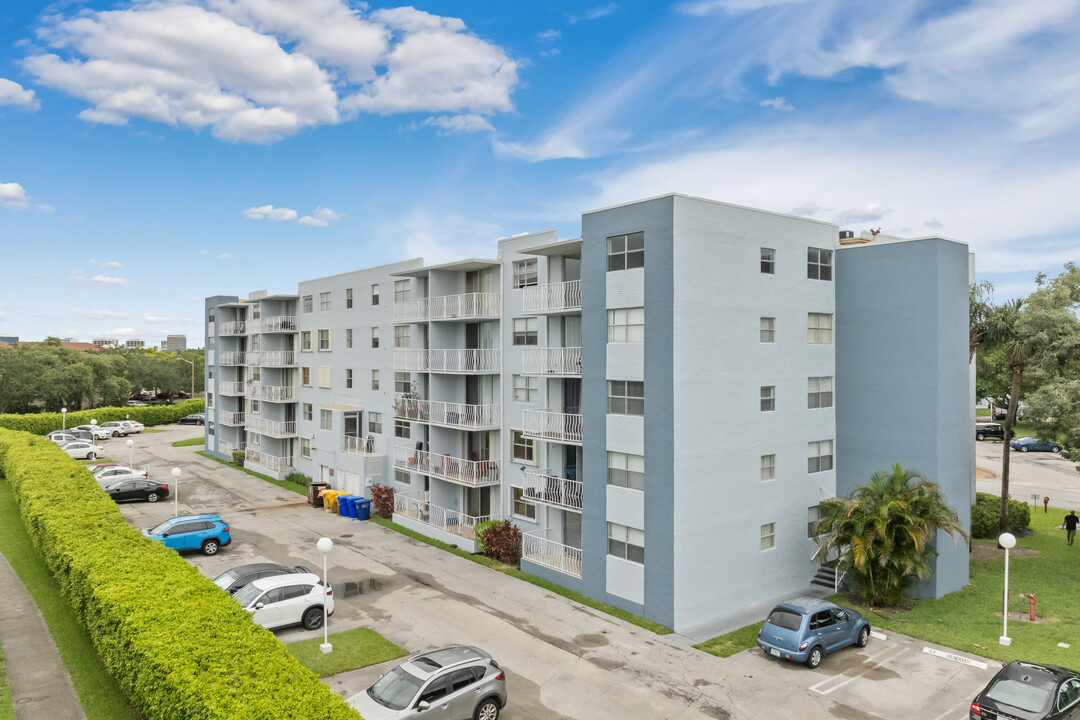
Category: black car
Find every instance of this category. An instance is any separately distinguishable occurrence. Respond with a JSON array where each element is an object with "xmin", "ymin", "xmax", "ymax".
[
  {"xmin": 211, "ymin": 563, "xmax": 311, "ymax": 595},
  {"xmin": 976, "ymin": 422, "xmax": 1005, "ymax": 441},
  {"xmin": 104, "ymin": 479, "xmax": 171, "ymax": 503},
  {"xmin": 177, "ymin": 413, "xmax": 205, "ymax": 425},
  {"xmin": 970, "ymin": 661, "xmax": 1080, "ymax": 719}
]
